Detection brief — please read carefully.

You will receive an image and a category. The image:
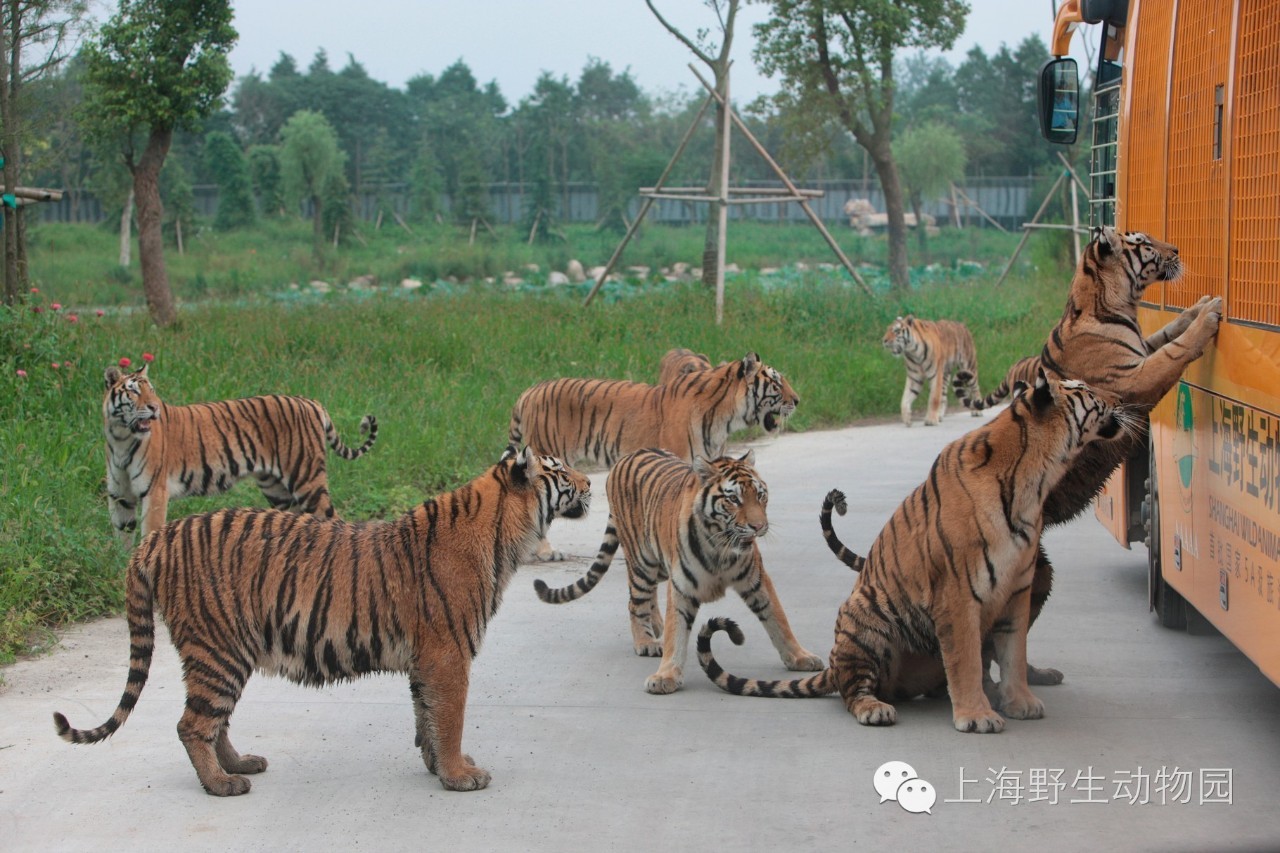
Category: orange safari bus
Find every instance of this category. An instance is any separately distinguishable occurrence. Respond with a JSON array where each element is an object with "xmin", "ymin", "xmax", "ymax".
[{"xmin": 1039, "ymin": 0, "xmax": 1280, "ymax": 686}]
